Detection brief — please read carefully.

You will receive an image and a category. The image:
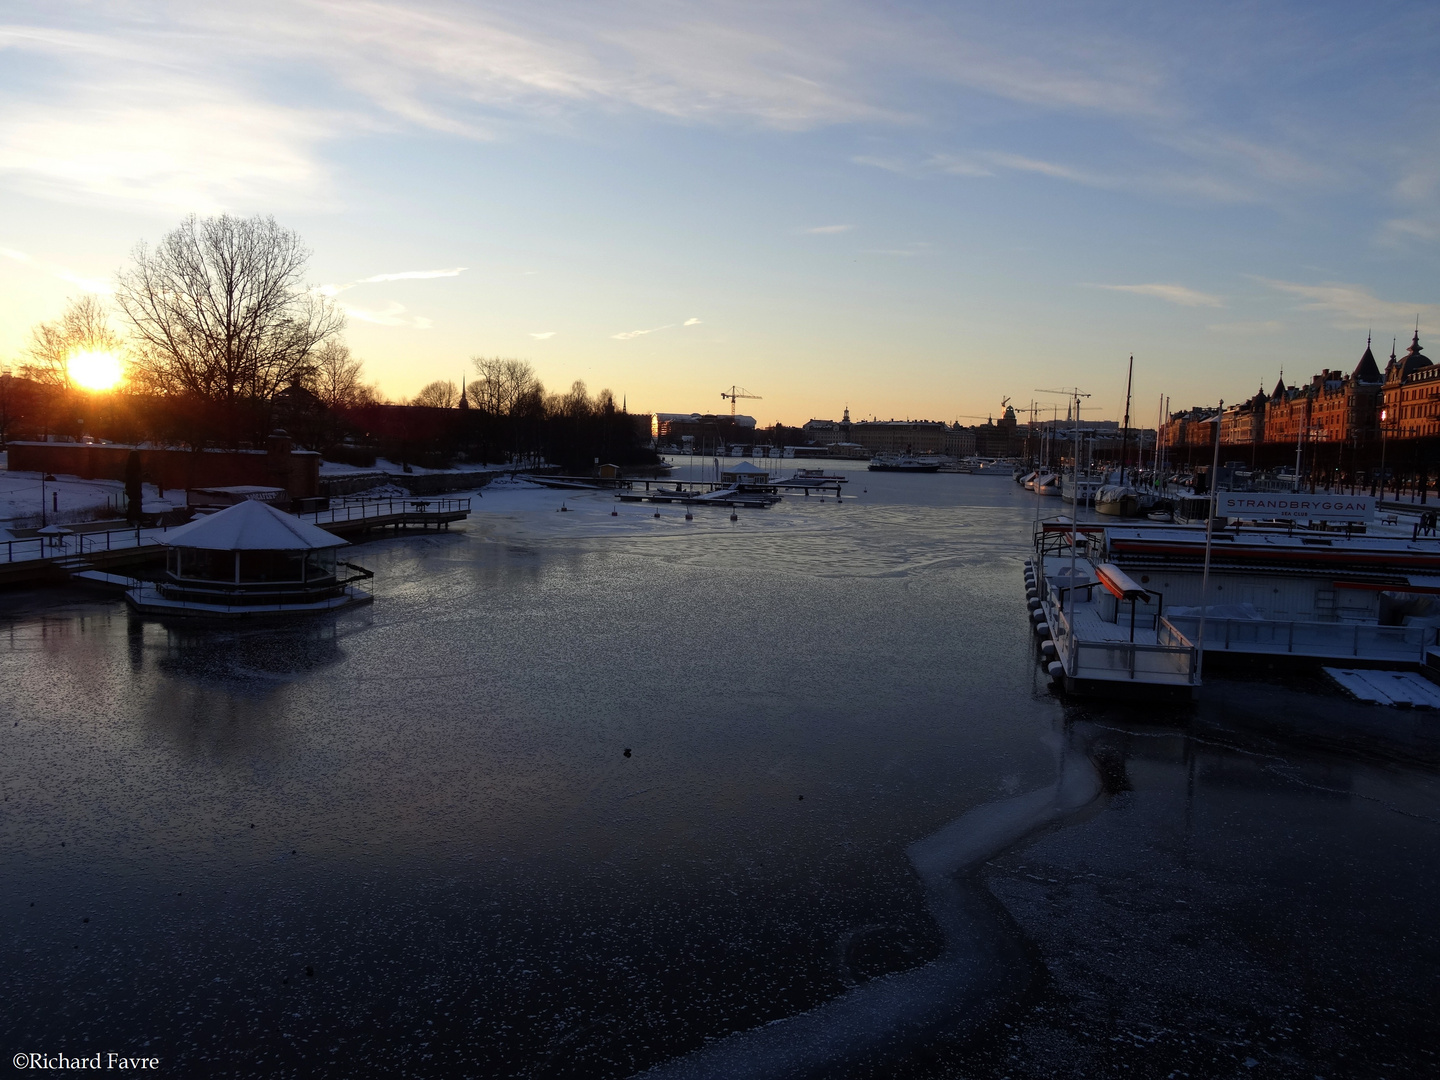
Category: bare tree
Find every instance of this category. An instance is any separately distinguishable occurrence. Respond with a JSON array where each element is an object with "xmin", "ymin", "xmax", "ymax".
[
  {"xmin": 412, "ymin": 379, "xmax": 459, "ymax": 408},
  {"xmin": 306, "ymin": 339, "xmax": 368, "ymax": 411},
  {"xmin": 468, "ymin": 357, "xmax": 543, "ymax": 417},
  {"xmin": 114, "ymin": 214, "xmax": 343, "ymax": 439},
  {"xmin": 23, "ymin": 295, "xmax": 124, "ymax": 390}
]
